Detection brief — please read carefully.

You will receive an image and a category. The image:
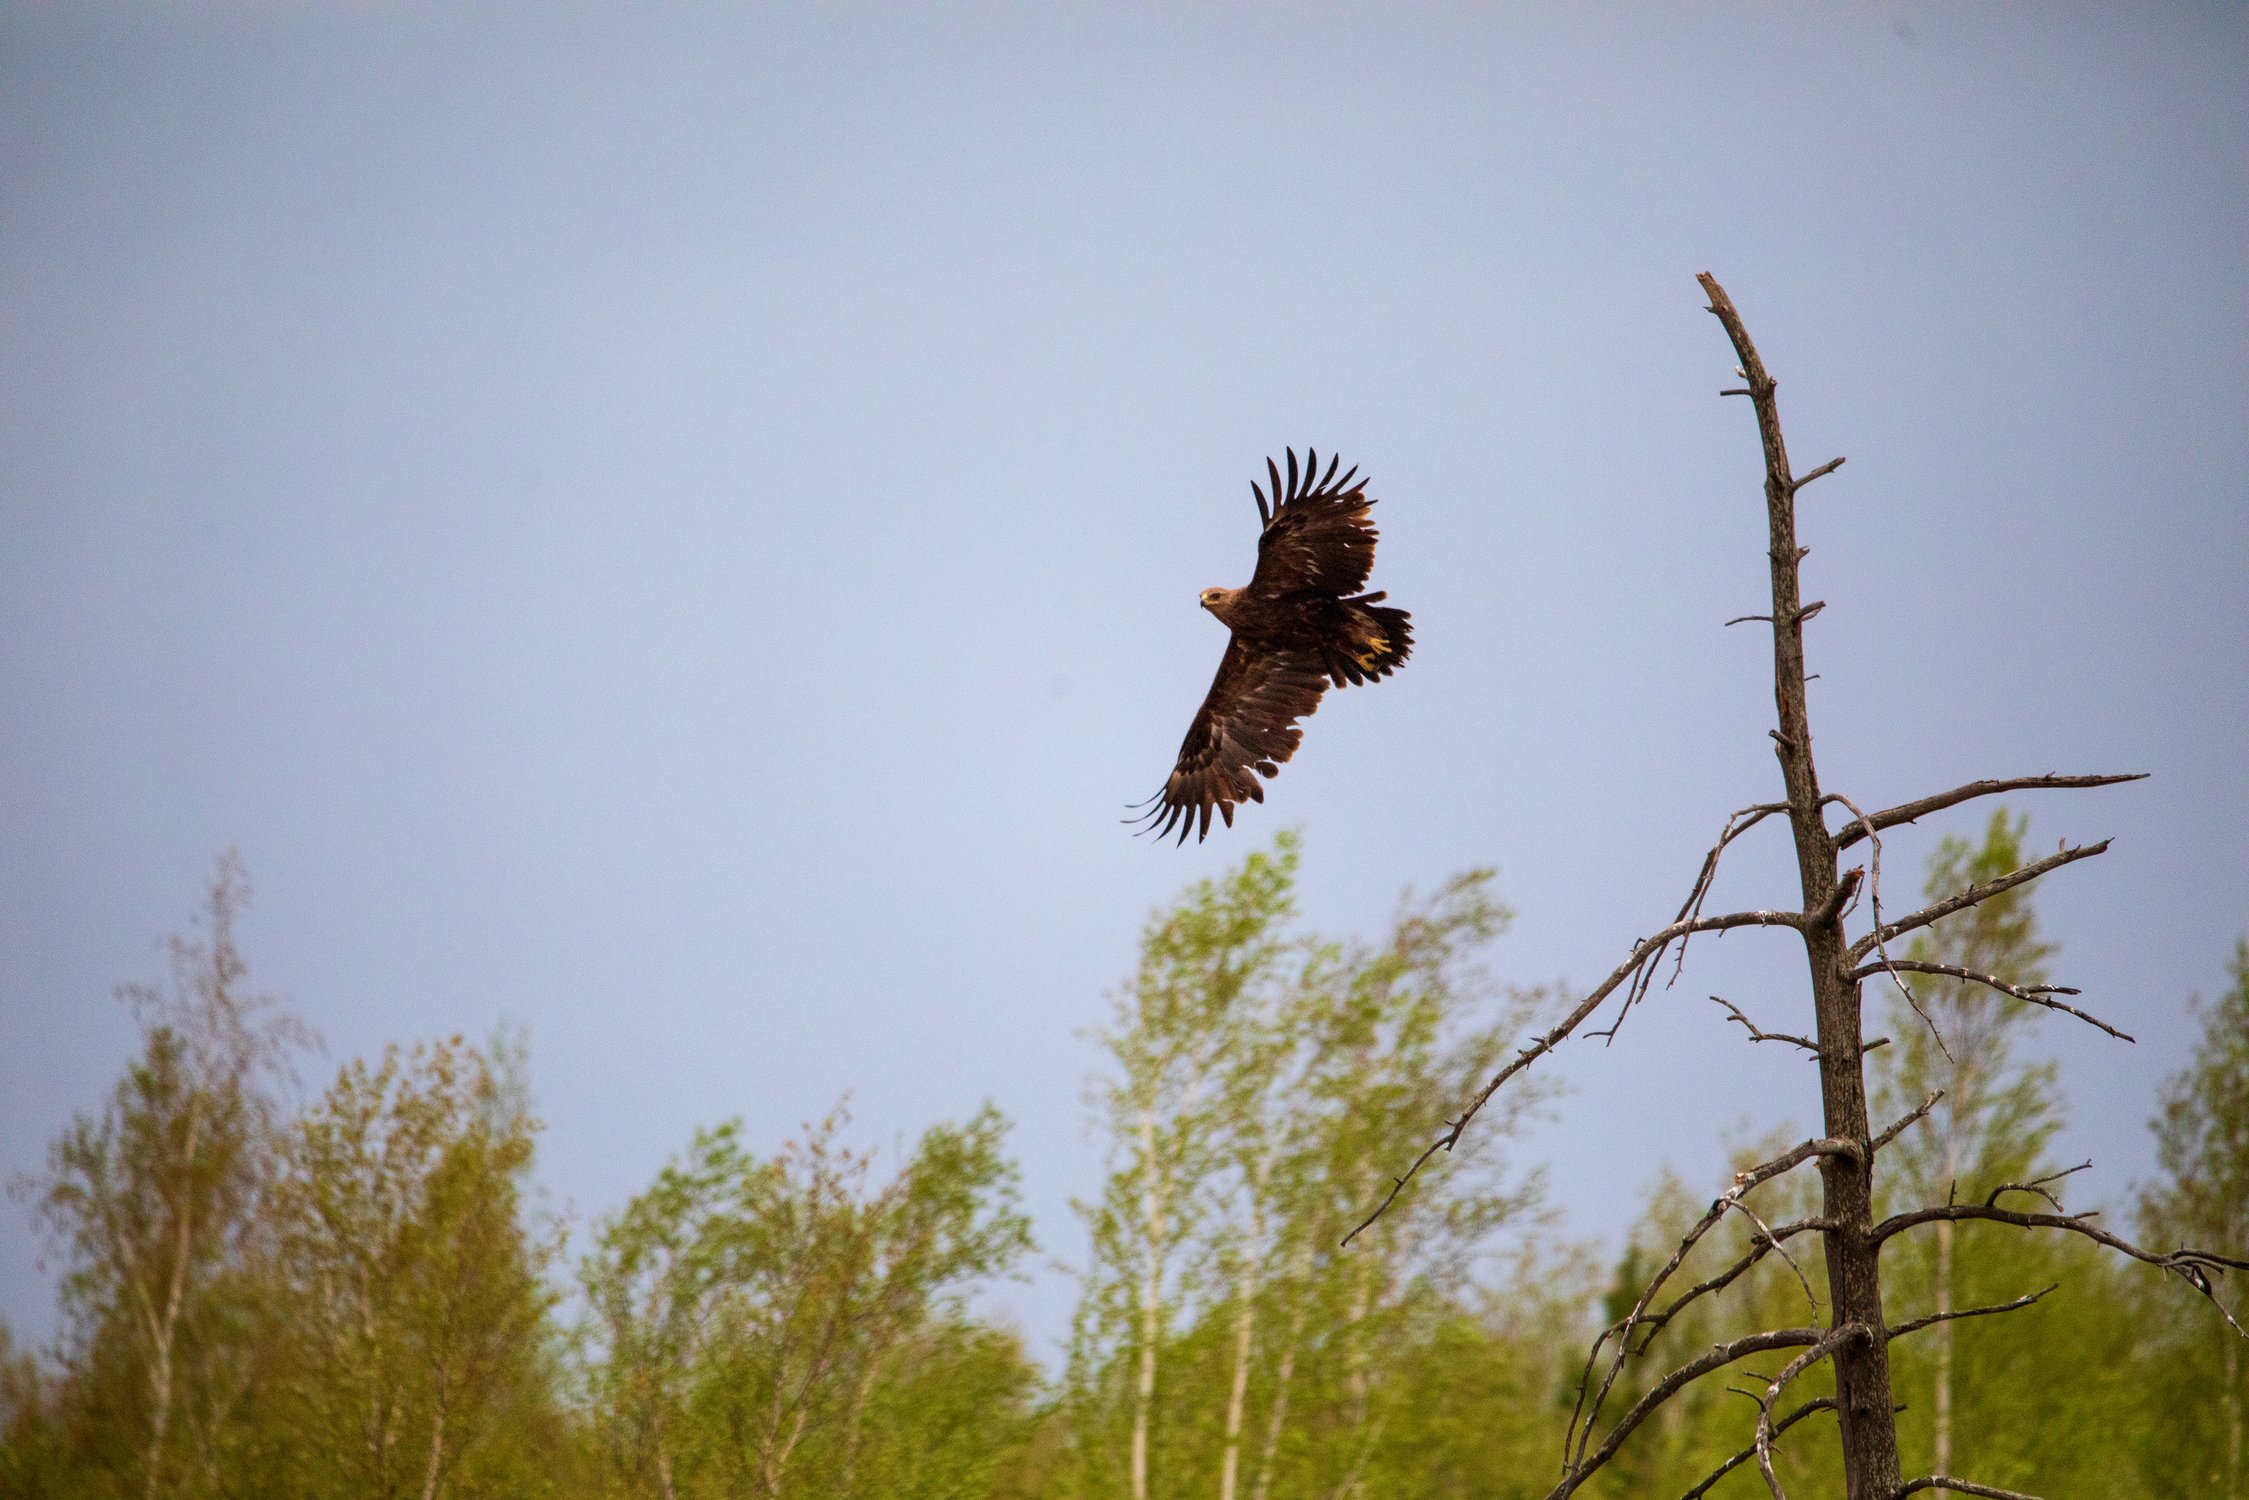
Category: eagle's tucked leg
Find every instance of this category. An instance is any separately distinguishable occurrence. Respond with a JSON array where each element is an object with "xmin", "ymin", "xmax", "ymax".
[{"xmin": 1325, "ymin": 593, "xmax": 1414, "ymax": 688}]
